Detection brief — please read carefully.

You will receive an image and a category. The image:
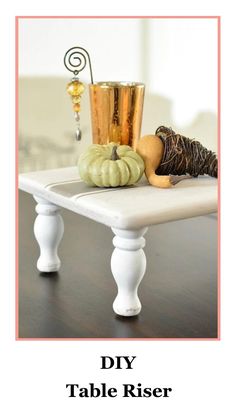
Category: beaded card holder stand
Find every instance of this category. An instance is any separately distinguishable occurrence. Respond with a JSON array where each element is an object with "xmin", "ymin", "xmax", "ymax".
[{"xmin": 64, "ymin": 46, "xmax": 93, "ymax": 141}]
